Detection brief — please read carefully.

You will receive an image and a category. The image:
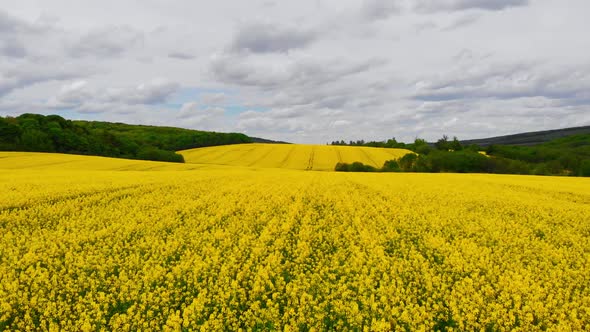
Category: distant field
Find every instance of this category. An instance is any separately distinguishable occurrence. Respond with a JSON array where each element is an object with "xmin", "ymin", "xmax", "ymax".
[
  {"xmin": 179, "ymin": 143, "xmax": 412, "ymax": 170},
  {"xmin": 0, "ymin": 151, "xmax": 206, "ymax": 171}
]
